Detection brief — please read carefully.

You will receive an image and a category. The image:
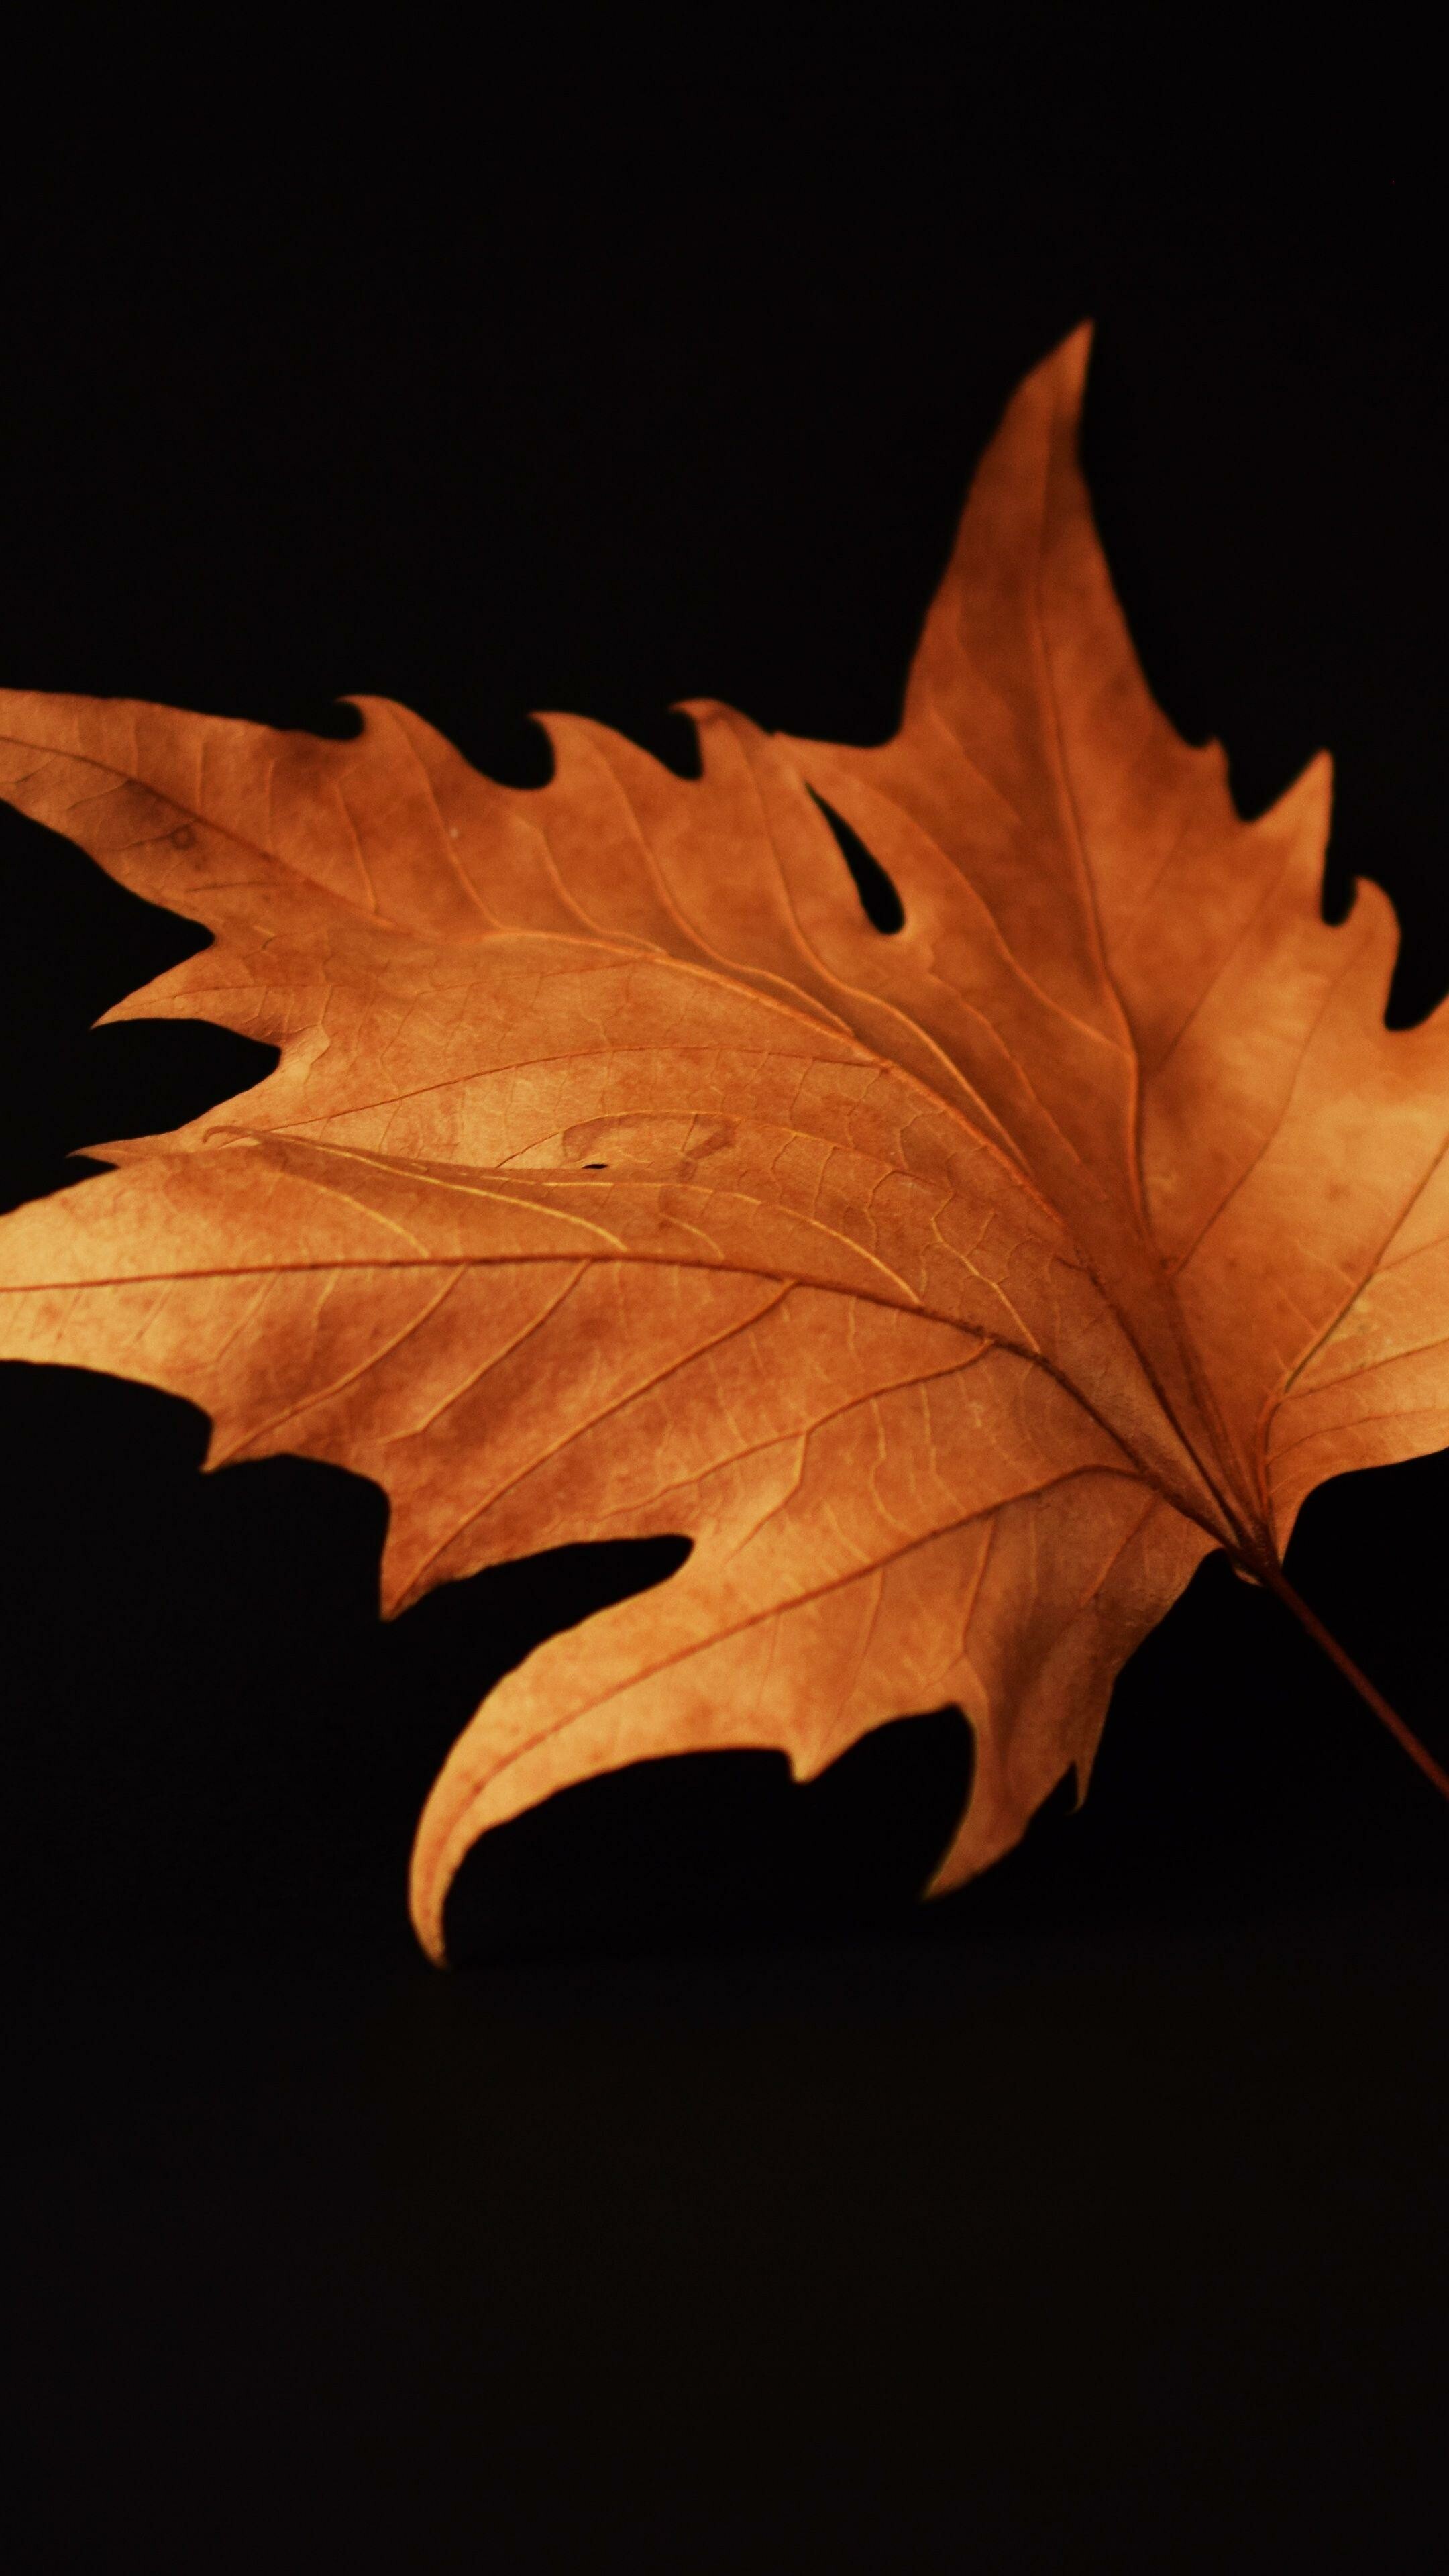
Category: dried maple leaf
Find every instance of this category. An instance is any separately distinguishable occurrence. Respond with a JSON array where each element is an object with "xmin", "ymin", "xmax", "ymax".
[{"xmin": 1, "ymin": 327, "xmax": 1446, "ymax": 1962}]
